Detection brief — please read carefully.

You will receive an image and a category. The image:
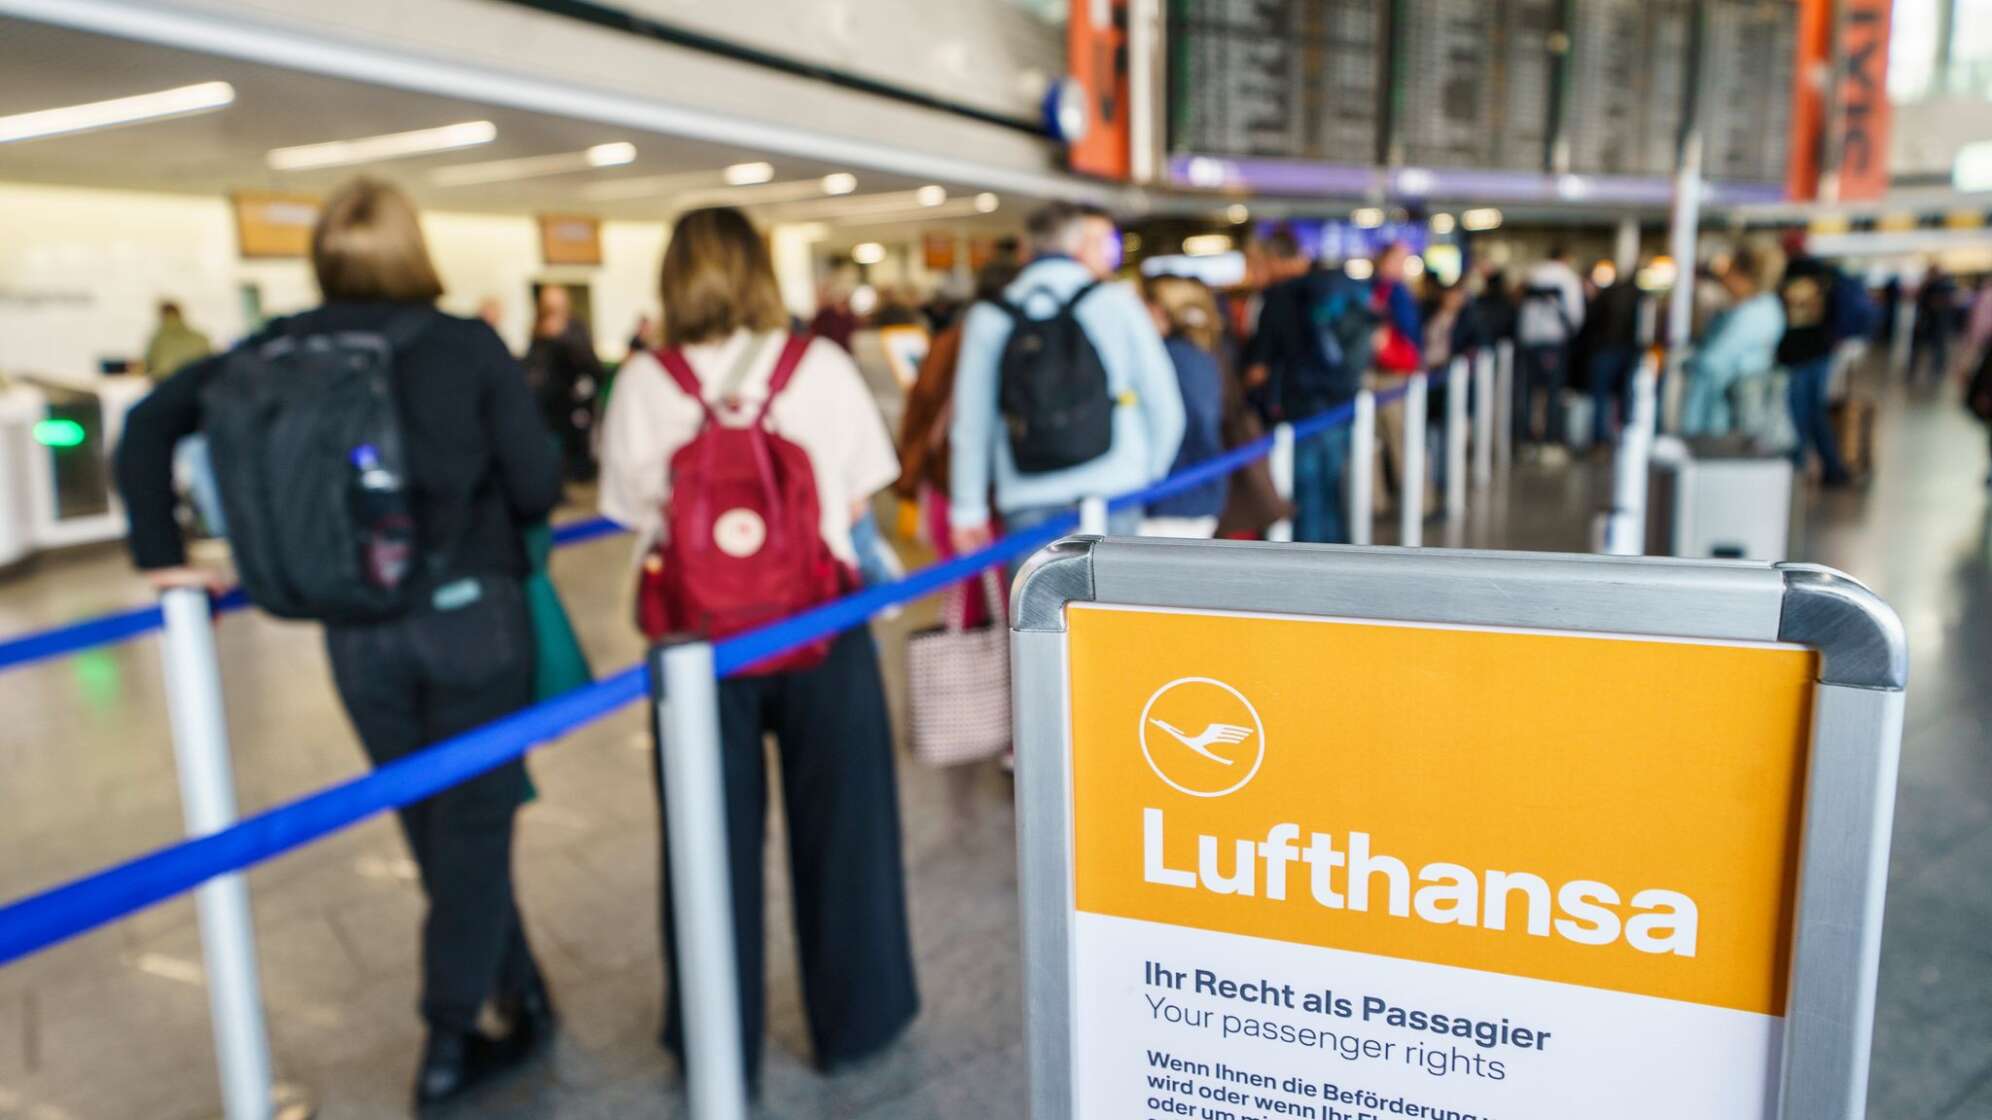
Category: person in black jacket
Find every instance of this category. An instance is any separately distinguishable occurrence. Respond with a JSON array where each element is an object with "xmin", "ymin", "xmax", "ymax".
[
  {"xmin": 114, "ymin": 178, "xmax": 564, "ymax": 1111},
  {"xmin": 524, "ymin": 284, "xmax": 607, "ymax": 484}
]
